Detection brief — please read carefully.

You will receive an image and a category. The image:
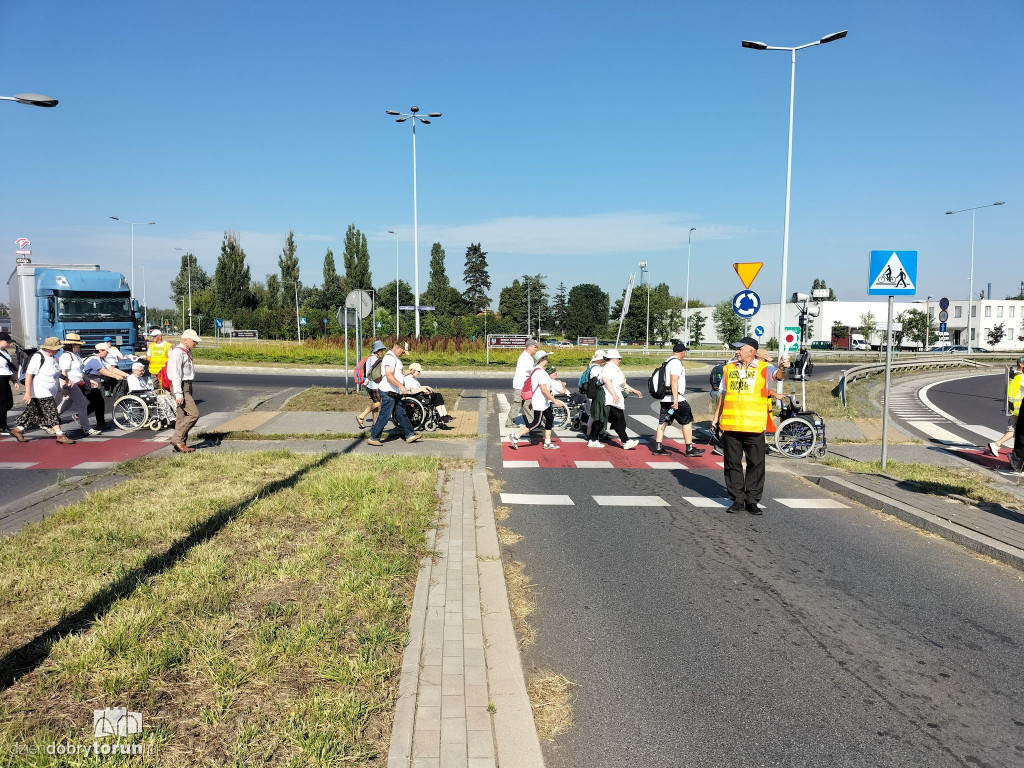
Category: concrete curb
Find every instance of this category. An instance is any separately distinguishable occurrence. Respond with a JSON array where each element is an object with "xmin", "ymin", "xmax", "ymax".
[
  {"xmin": 0, "ymin": 472, "xmax": 131, "ymax": 537},
  {"xmin": 812, "ymin": 474, "xmax": 1024, "ymax": 571}
]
